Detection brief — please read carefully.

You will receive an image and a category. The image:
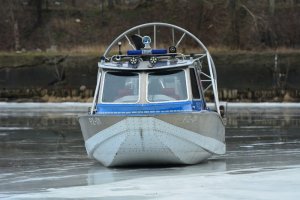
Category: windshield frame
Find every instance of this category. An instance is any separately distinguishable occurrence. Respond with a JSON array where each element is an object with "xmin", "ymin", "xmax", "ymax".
[
  {"xmin": 100, "ymin": 71, "xmax": 141, "ymax": 104},
  {"xmin": 146, "ymin": 69, "xmax": 189, "ymax": 103}
]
